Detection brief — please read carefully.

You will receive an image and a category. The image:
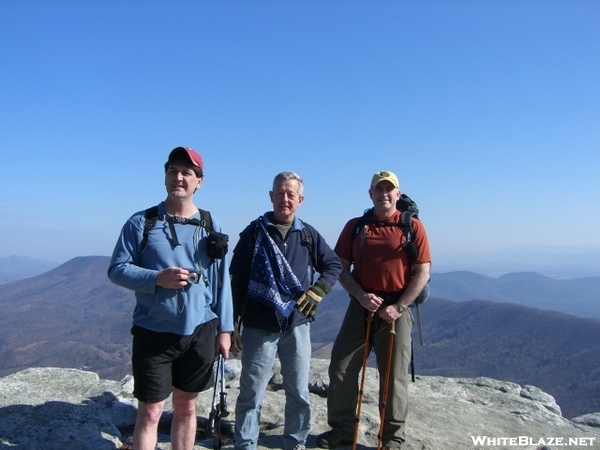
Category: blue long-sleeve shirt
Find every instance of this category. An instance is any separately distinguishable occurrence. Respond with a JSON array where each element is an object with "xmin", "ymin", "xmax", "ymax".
[{"xmin": 107, "ymin": 202, "xmax": 234, "ymax": 336}]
